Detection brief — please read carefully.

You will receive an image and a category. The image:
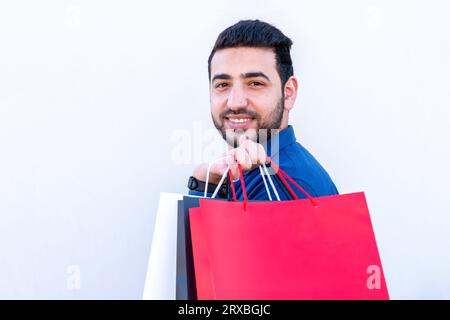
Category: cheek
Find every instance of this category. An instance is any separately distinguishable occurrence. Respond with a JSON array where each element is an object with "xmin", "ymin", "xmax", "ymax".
[
  {"xmin": 253, "ymin": 95, "xmax": 278, "ymax": 116},
  {"xmin": 211, "ymin": 92, "xmax": 226, "ymax": 103},
  {"xmin": 210, "ymin": 95, "xmax": 226, "ymax": 114}
]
